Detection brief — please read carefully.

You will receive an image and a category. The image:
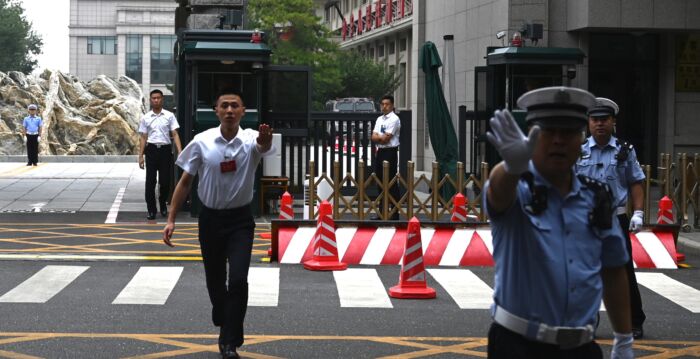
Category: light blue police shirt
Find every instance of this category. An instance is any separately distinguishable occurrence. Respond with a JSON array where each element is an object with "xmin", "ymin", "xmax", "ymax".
[
  {"xmin": 23, "ymin": 115, "xmax": 43, "ymax": 134},
  {"xmin": 576, "ymin": 136, "xmax": 645, "ymax": 208},
  {"xmin": 484, "ymin": 162, "xmax": 628, "ymax": 328}
]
